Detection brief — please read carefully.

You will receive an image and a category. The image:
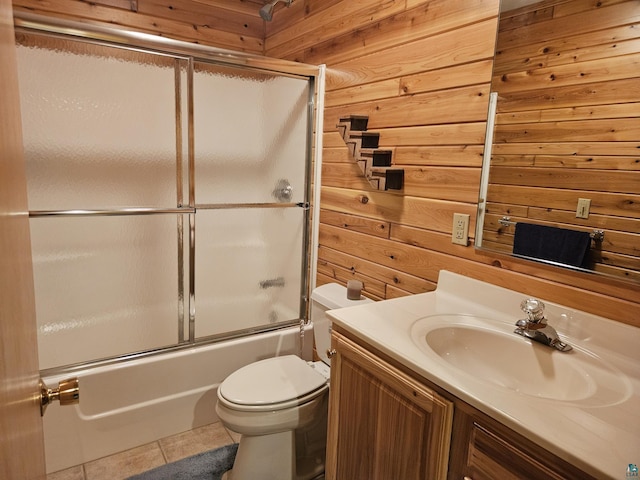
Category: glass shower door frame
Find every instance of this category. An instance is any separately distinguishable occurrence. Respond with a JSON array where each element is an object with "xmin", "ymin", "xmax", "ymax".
[{"xmin": 16, "ymin": 13, "xmax": 320, "ymax": 376}]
